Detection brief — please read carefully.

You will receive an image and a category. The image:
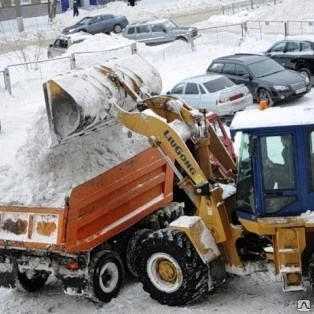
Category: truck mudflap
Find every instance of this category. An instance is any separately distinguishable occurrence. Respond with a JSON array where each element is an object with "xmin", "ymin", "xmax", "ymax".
[
  {"xmin": 43, "ymin": 55, "xmax": 162, "ymax": 145},
  {"xmin": 0, "ymin": 256, "xmax": 16, "ymax": 288}
]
